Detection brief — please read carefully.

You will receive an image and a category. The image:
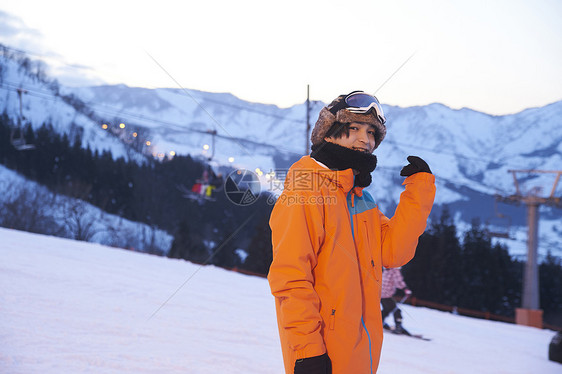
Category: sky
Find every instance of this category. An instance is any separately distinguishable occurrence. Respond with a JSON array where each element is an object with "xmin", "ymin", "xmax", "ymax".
[{"xmin": 0, "ymin": 0, "xmax": 561, "ymax": 115}]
